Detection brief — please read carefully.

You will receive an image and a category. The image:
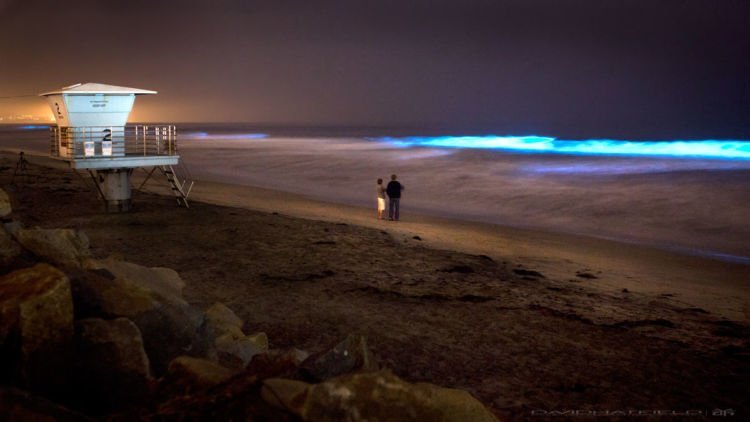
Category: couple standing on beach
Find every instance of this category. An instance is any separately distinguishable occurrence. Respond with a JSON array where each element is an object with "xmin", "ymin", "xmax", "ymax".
[{"xmin": 376, "ymin": 174, "xmax": 404, "ymax": 221}]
